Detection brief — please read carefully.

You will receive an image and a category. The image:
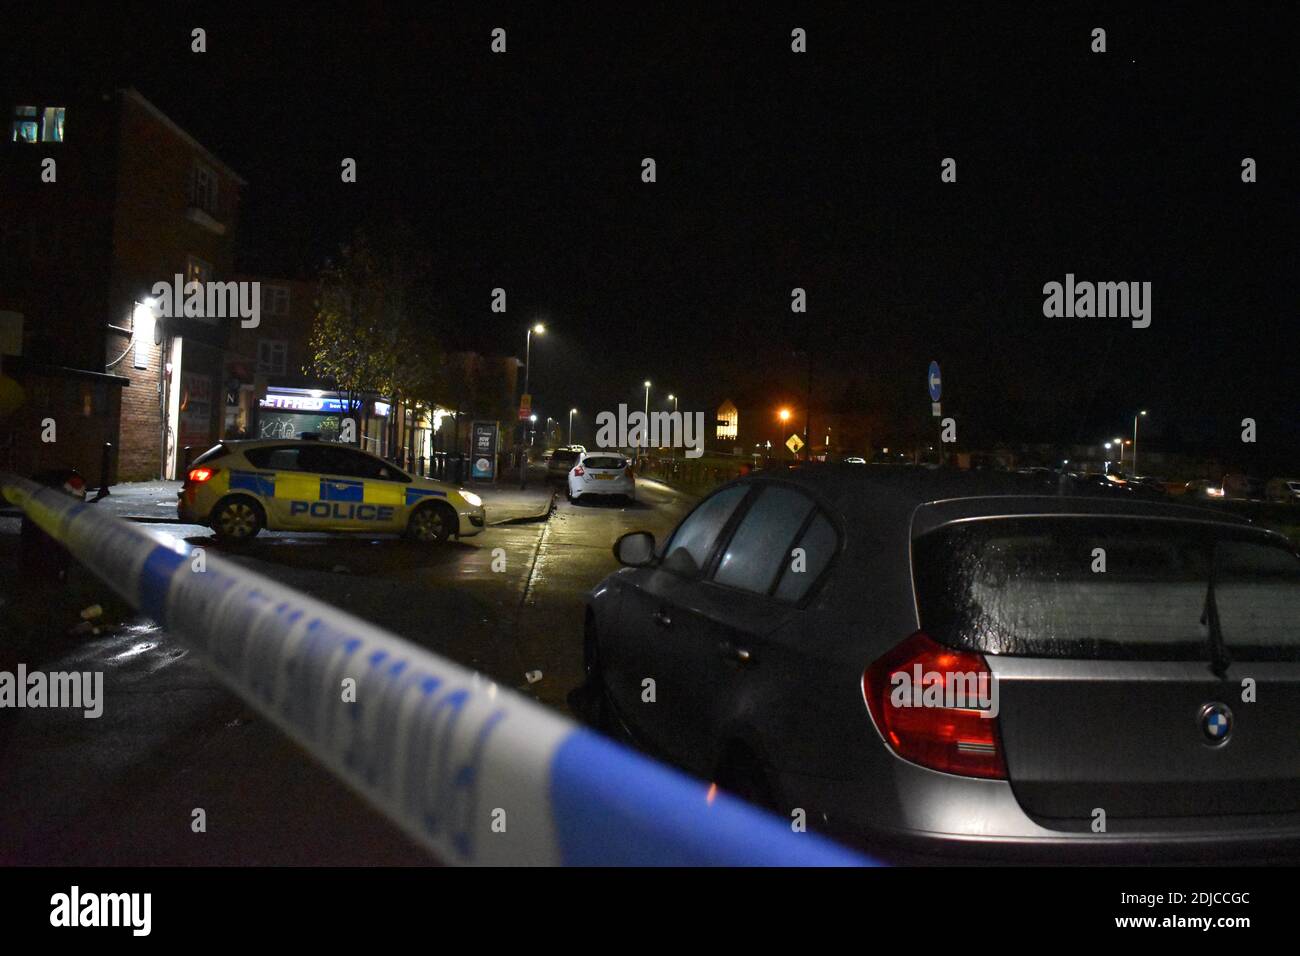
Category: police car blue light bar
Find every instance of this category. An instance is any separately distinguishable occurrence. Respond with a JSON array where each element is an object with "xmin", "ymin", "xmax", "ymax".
[{"xmin": 1, "ymin": 473, "xmax": 872, "ymax": 866}]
